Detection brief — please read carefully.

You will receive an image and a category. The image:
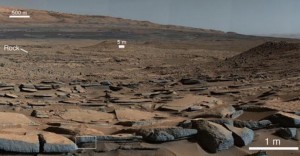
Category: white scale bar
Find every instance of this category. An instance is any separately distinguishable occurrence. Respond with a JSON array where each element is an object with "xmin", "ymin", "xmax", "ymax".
[
  {"xmin": 9, "ymin": 15, "xmax": 31, "ymax": 19},
  {"xmin": 249, "ymin": 147, "xmax": 299, "ymax": 151},
  {"xmin": 118, "ymin": 45, "xmax": 125, "ymax": 49}
]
